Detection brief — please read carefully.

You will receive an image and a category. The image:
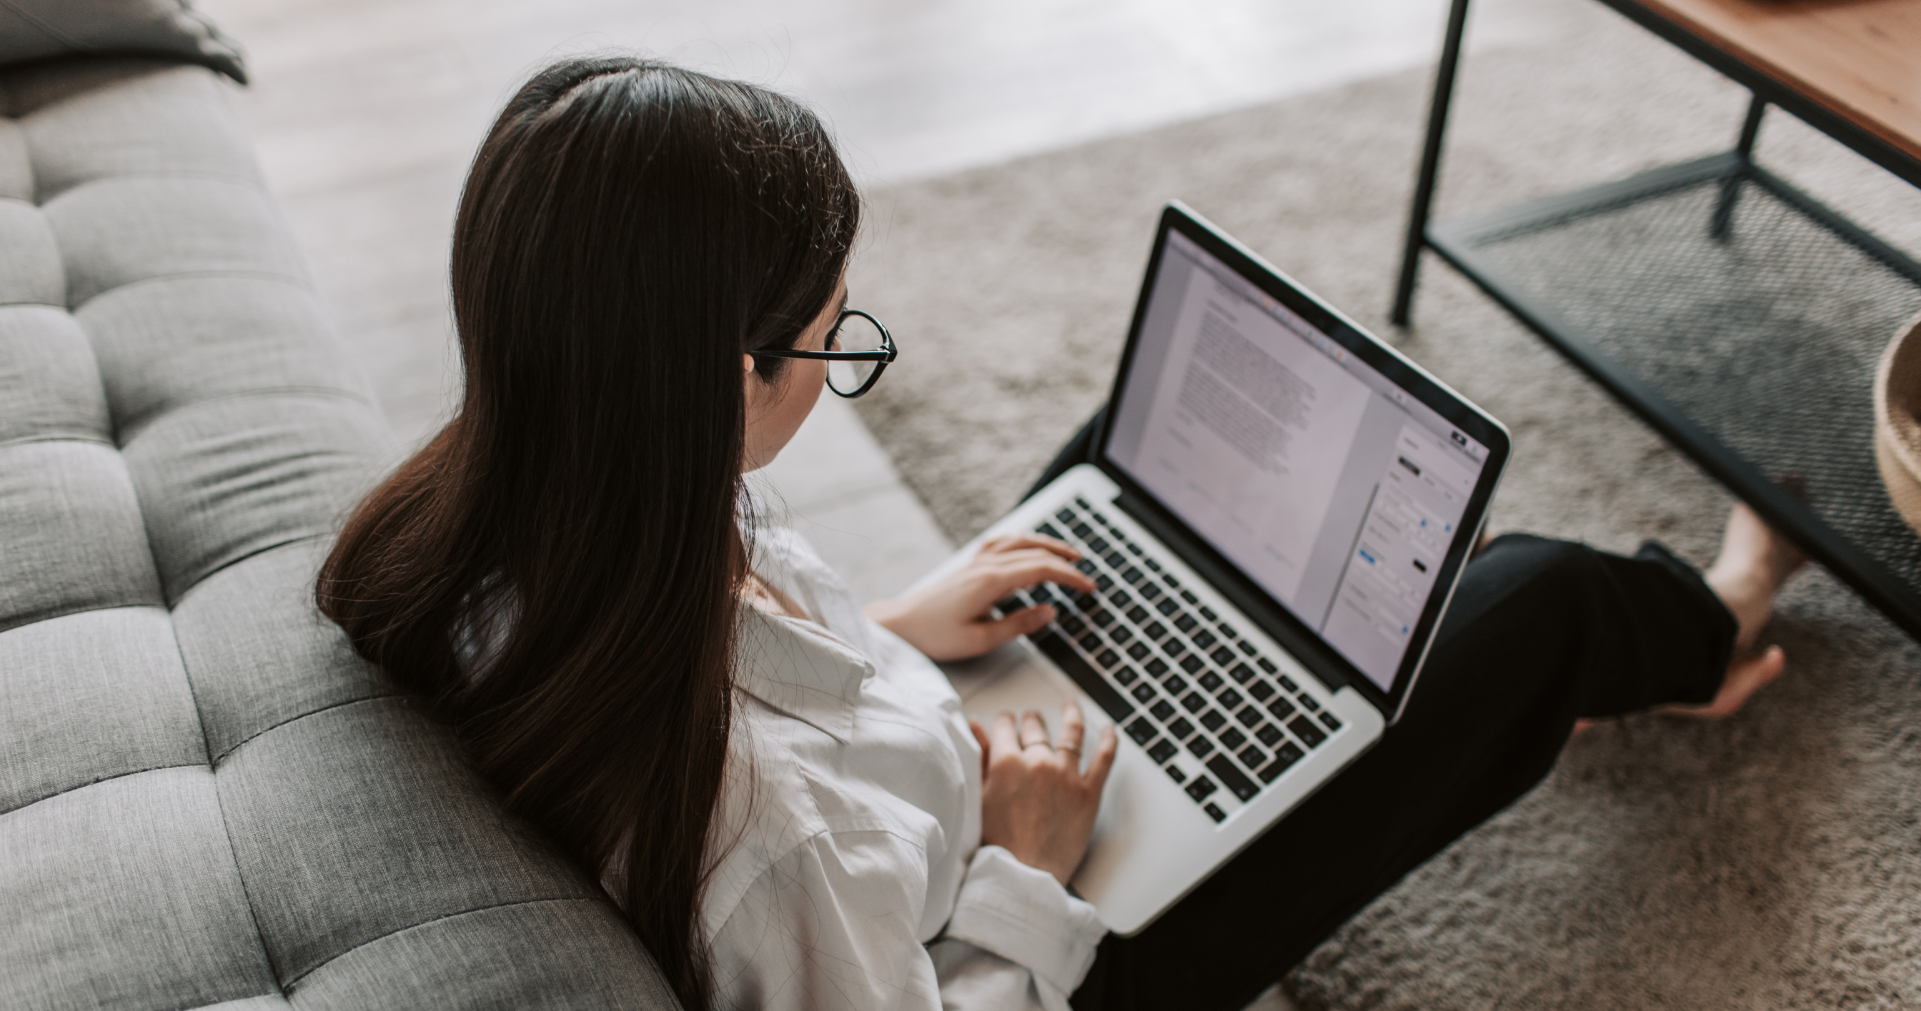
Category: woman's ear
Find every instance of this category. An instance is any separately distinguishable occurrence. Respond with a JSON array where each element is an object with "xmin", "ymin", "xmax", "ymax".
[{"xmin": 742, "ymin": 353, "xmax": 756, "ymax": 376}]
